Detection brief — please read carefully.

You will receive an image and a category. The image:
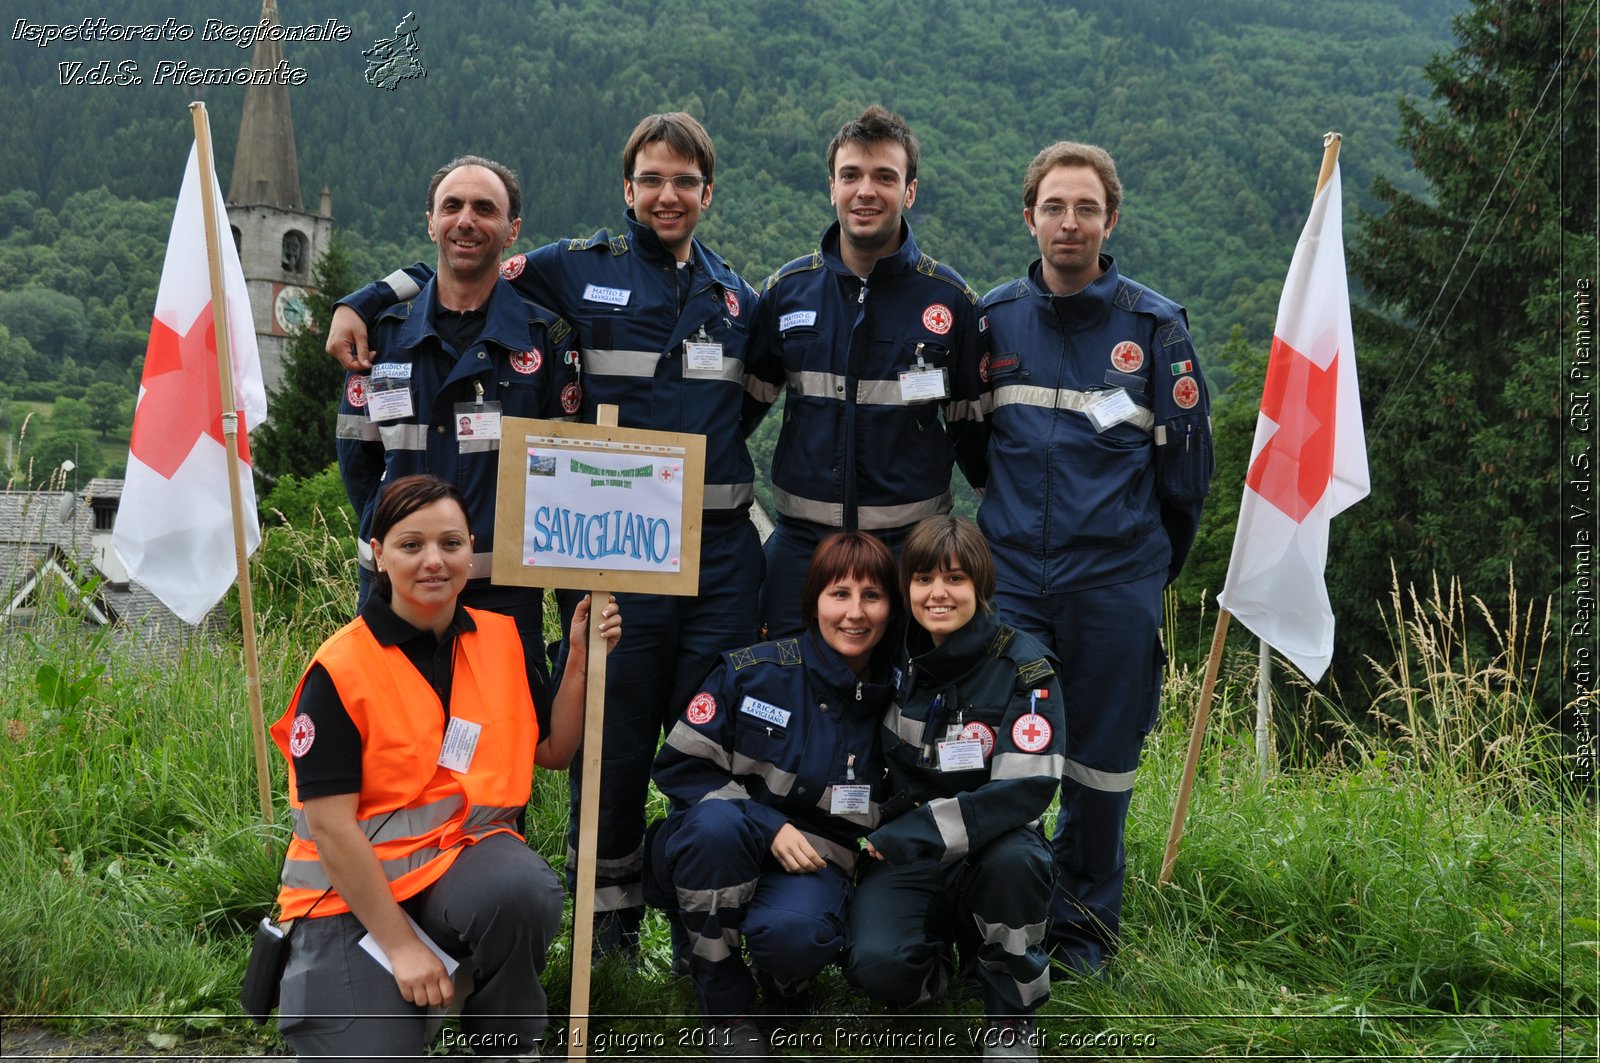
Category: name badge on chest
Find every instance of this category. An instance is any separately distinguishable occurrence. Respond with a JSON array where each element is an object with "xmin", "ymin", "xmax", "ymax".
[
  {"xmin": 366, "ymin": 363, "xmax": 414, "ymax": 422},
  {"xmin": 684, "ymin": 340, "xmax": 724, "ymax": 373},
  {"xmin": 936, "ymin": 738, "xmax": 986, "ymax": 772}
]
